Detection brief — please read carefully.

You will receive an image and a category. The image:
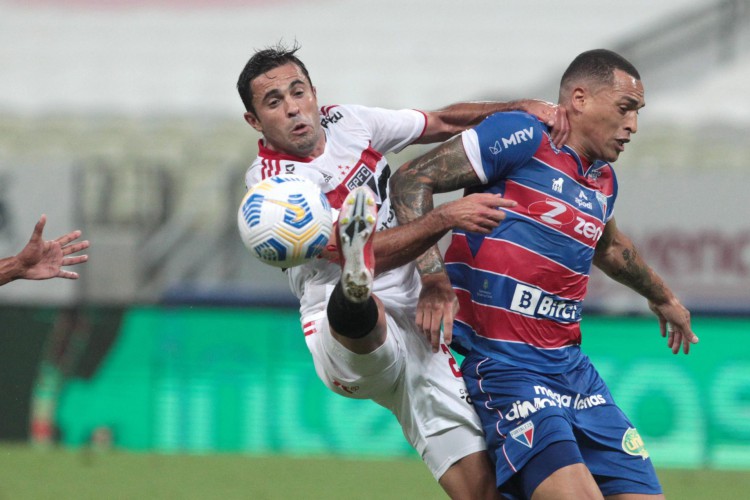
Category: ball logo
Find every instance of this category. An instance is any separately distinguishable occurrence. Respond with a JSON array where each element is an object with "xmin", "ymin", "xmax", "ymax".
[
  {"xmin": 242, "ymin": 193, "xmax": 266, "ymax": 227},
  {"xmin": 238, "ymin": 174, "xmax": 333, "ymax": 268},
  {"xmin": 267, "ymin": 195, "xmax": 314, "ymax": 228}
]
